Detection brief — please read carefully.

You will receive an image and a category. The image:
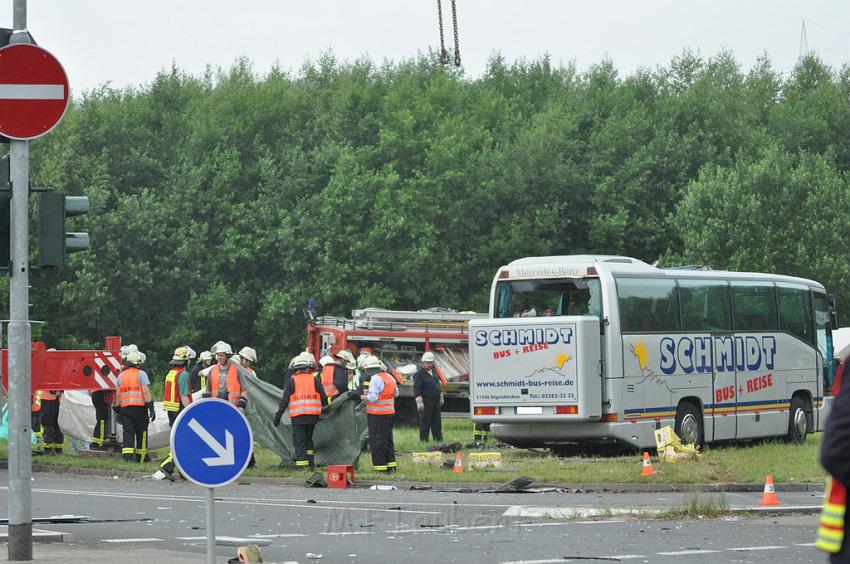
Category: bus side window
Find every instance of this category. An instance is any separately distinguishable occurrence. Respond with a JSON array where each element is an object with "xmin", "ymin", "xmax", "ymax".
[
  {"xmin": 732, "ymin": 282, "xmax": 777, "ymax": 331},
  {"xmin": 616, "ymin": 277, "xmax": 680, "ymax": 333},
  {"xmin": 777, "ymin": 283, "xmax": 814, "ymax": 344}
]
